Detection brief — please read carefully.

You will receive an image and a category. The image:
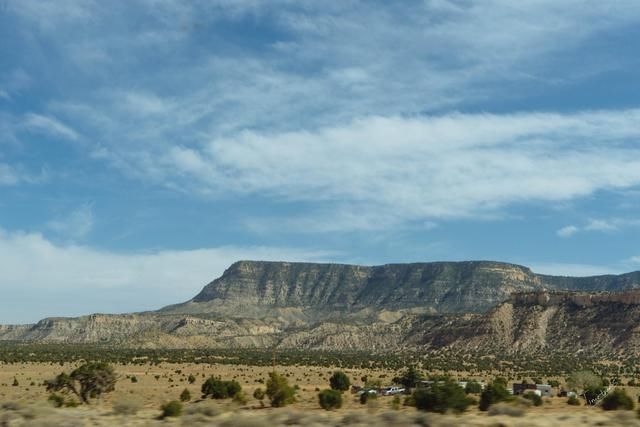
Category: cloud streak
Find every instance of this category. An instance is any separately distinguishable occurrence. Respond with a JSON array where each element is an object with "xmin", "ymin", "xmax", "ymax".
[
  {"xmin": 23, "ymin": 113, "xmax": 79, "ymax": 141},
  {"xmin": 154, "ymin": 110, "xmax": 640, "ymax": 229},
  {"xmin": 557, "ymin": 218, "xmax": 640, "ymax": 238},
  {"xmin": 47, "ymin": 204, "xmax": 95, "ymax": 240}
]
